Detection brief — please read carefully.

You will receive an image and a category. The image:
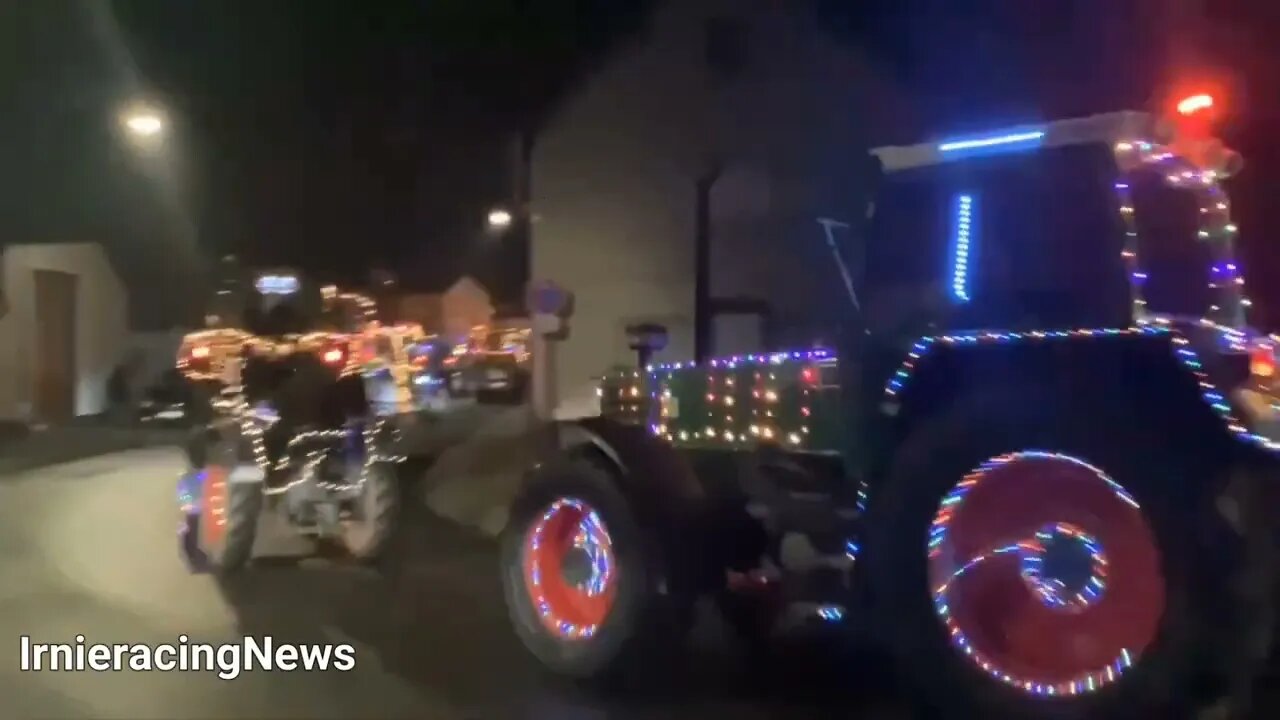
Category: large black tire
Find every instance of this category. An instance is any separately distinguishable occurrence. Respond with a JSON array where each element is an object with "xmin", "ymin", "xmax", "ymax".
[
  {"xmin": 500, "ymin": 454, "xmax": 695, "ymax": 683},
  {"xmin": 863, "ymin": 391, "xmax": 1260, "ymax": 719},
  {"xmin": 200, "ymin": 471, "xmax": 262, "ymax": 573},
  {"xmin": 341, "ymin": 462, "xmax": 400, "ymax": 562},
  {"xmin": 198, "ymin": 434, "xmax": 263, "ymax": 573}
]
